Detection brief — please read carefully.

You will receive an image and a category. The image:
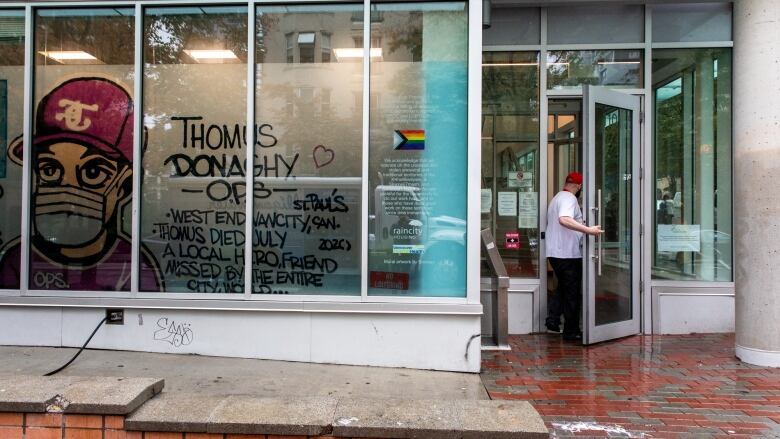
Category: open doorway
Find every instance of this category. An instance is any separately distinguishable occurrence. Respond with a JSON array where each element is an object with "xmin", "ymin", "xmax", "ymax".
[{"xmin": 545, "ymin": 99, "xmax": 583, "ymax": 326}]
